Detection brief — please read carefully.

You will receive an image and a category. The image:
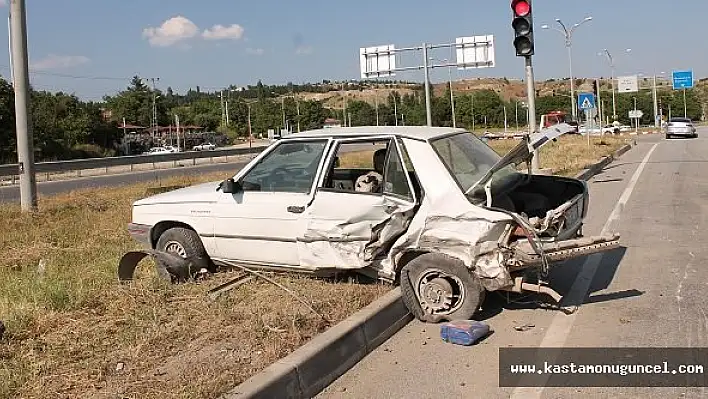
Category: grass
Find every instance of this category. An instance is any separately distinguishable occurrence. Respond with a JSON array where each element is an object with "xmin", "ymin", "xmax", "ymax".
[
  {"xmin": 0, "ymin": 134, "xmax": 629, "ymax": 398},
  {"xmin": 0, "ymin": 172, "xmax": 388, "ymax": 399},
  {"xmin": 486, "ymin": 134, "xmax": 629, "ymax": 176}
]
